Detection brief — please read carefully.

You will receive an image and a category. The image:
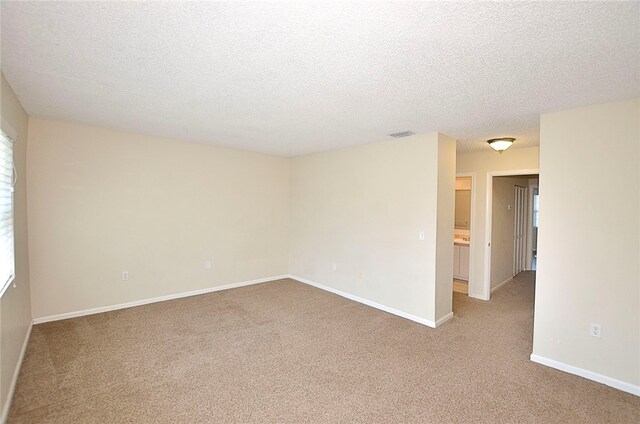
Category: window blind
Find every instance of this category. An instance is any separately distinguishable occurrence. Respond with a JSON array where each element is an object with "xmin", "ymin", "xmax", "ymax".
[{"xmin": 0, "ymin": 129, "xmax": 15, "ymax": 297}]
